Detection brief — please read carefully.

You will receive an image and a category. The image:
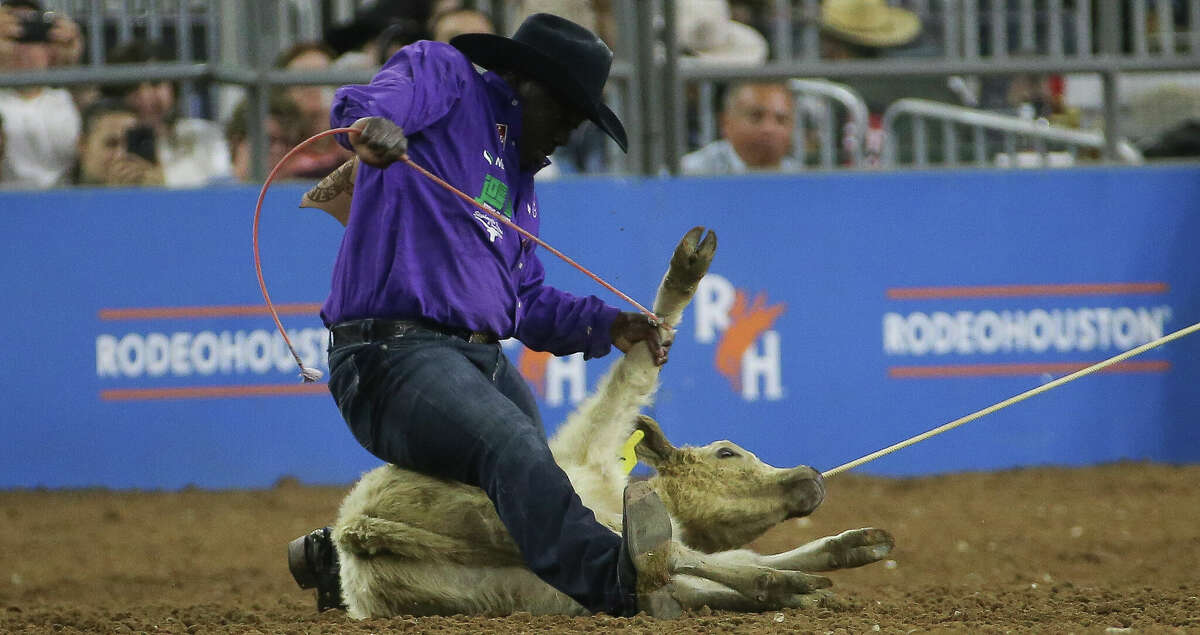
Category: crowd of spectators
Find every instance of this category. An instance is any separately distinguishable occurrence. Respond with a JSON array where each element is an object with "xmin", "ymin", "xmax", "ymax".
[
  {"xmin": 0, "ymin": 0, "xmax": 501, "ymax": 190},
  {"xmin": 0, "ymin": 0, "xmax": 1197, "ymax": 189}
]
